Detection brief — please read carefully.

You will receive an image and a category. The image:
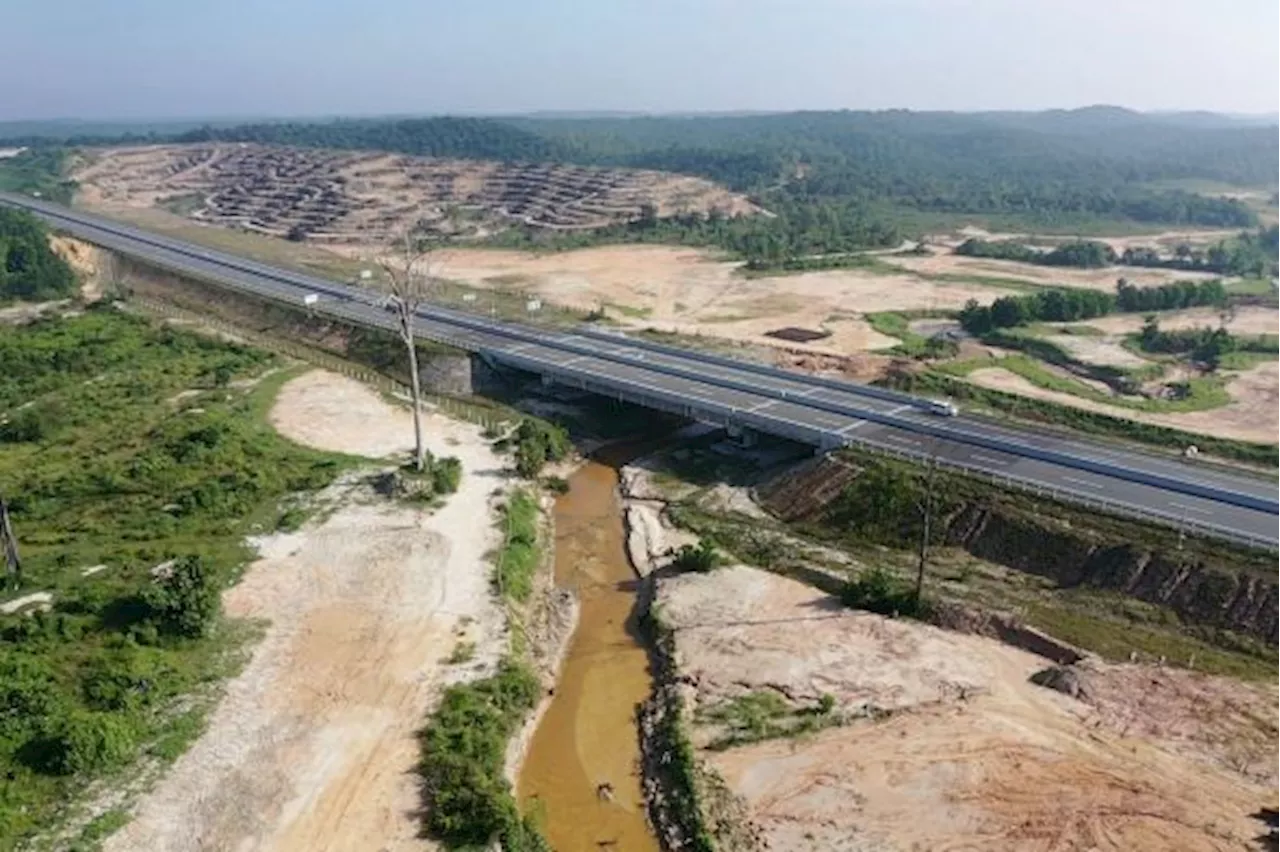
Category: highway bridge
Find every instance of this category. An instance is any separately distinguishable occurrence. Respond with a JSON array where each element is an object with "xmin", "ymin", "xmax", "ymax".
[{"xmin": 3, "ymin": 191, "xmax": 1277, "ymax": 549}]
